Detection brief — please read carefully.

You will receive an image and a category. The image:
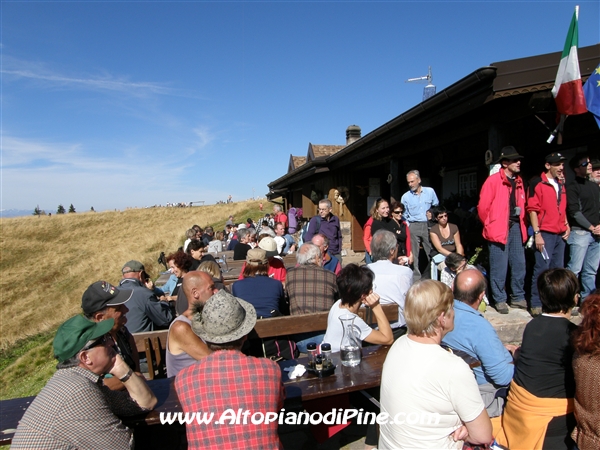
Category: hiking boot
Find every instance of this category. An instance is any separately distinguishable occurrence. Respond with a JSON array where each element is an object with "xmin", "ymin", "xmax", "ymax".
[
  {"xmin": 495, "ymin": 302, "xmax": 509, "ymax": 314},
  {"xmin": 511, "ymin": 300, "xmax": 528, "ymax": 310},
  {"xmin": 530, "ymin": 307, "xmax": 542, "ymax": 317},
  {"xmin": 571, "ymin": 307, "xmax": 580, "ymax": 317}
]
